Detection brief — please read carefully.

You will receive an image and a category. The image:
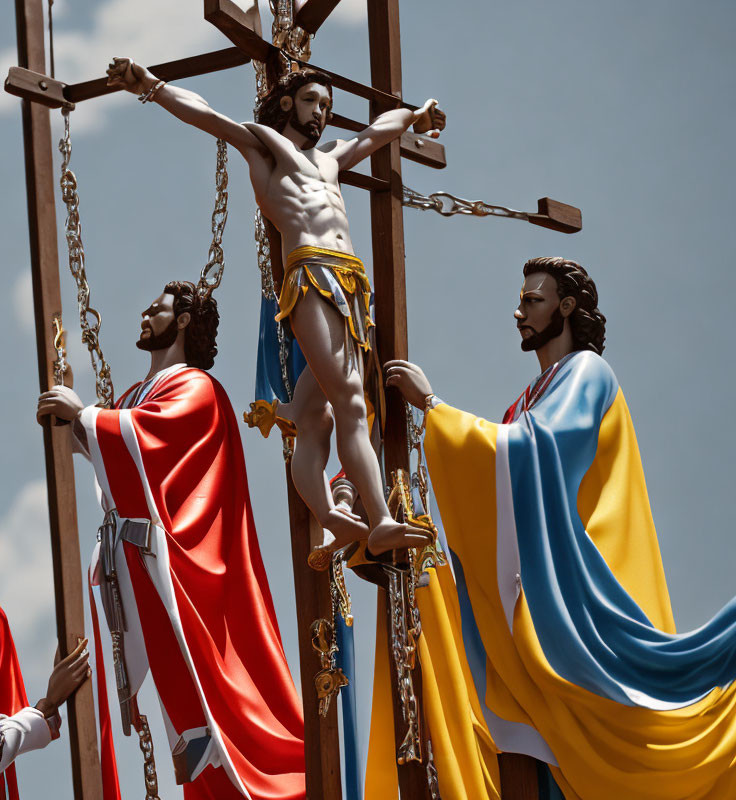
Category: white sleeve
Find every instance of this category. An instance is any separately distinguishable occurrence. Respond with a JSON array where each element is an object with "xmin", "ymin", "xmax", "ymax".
[{"xmin": 0, "ymin": 708, "xmax": 53, "ymax": 774}]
